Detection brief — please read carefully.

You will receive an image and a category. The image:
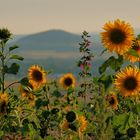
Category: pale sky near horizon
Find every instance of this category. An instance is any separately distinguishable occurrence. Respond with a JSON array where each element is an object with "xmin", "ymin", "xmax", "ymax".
[{"xmin": 0, "ymin": 0, "xmax": 140, "ymax": 34}]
